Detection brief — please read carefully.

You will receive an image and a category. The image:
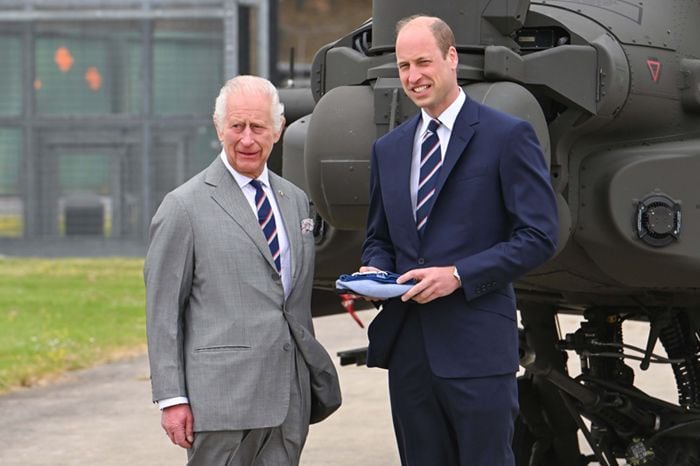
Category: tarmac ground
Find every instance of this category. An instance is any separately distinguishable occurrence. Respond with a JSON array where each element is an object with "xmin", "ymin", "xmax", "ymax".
[{"xmin": 0, "ymin": 311, "xmax": 678, "ymax": 466}]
